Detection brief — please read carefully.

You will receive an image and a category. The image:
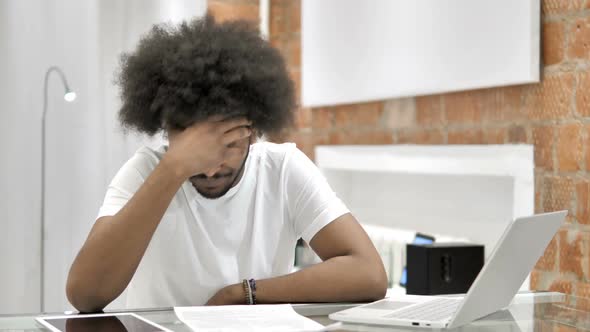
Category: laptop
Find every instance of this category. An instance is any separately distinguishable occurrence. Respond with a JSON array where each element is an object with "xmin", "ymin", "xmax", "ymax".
[{"xmin": 329, "ymin": 211, "xmax": 567, "ymax": 329}]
